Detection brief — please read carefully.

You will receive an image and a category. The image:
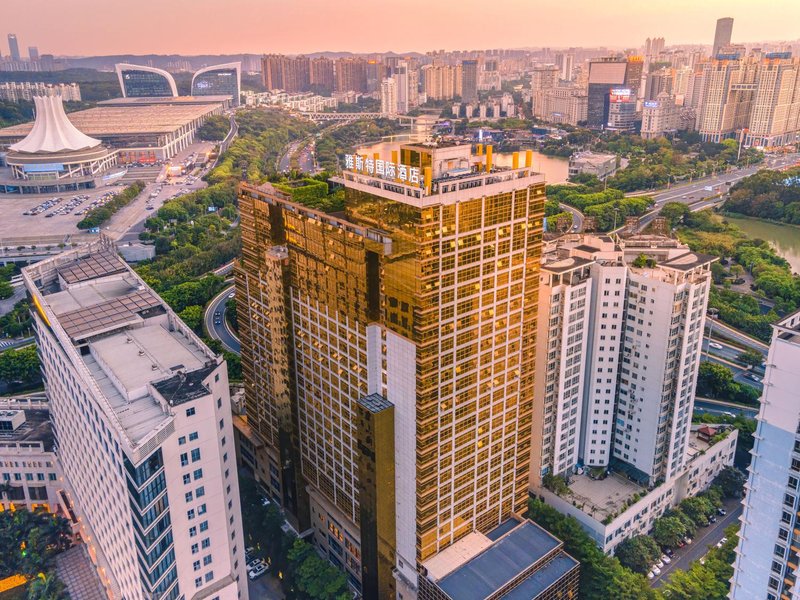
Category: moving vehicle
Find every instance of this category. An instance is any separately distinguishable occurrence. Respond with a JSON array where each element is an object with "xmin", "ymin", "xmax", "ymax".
[{"xmin": 709, "ymin": 341, "xmax": 723, "ymax": 350}]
